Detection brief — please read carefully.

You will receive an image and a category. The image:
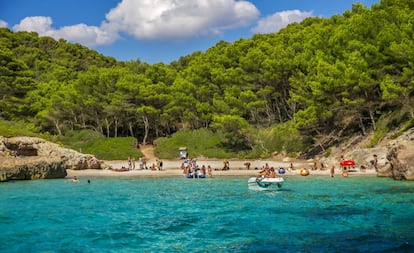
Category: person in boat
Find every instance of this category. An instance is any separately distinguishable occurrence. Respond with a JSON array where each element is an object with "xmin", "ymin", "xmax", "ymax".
[
  {"xmin": 259, "ymin": 166, "xmax": 271, "ymax": 178},
  {"xmin": 269, "ymin": 167, "xmax": 277, "ymax": 178},
  {"xmin": 258, "ymin": 167, "xmax": 266, "ymax": 176}
]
